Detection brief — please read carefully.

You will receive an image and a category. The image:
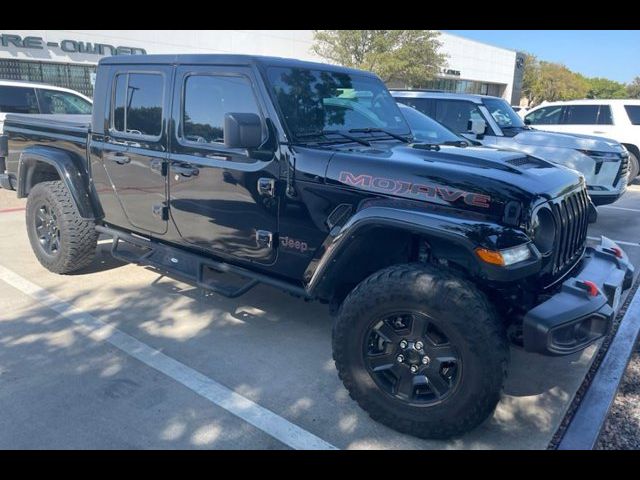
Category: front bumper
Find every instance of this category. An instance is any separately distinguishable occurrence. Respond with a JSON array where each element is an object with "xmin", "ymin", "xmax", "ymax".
[{"xmin": 523, "ymin": 236, "xmax": 634, "ymax": 356}]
